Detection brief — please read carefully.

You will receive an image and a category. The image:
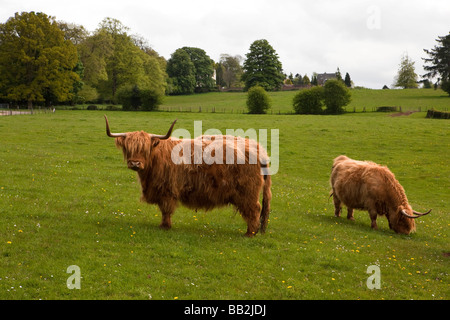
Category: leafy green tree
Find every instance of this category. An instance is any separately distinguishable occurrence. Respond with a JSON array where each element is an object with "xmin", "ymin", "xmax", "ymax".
[
  {"xmin": 292, "ymin": 86, "xmax": 324, "ymax": 114},
  {"xmin": 246, "ymin": 85, "xmax": 271, "ymax": 114},
  {"xmin": 182, "ymin": 47, "xmax": 215, "ymax": 91},
  {"xmin": 302, "ymin": 75, "xmax": 311, "ymax": 86},
  {"xmin": 423, "ymin": 32, "xmax": 450, "ymax": 95},
  {"xmin": 219, "ymin": 54, "xmax": 243, "ymax": 88},
  {"xmin": 242, "ymin": 39, "xmax": 284, "ymax": 91},
  {"xmin": 0, "ymin": 12, "xmax": 79, "ymax": 108},
  {"xmin": 323, "ymin": 79, "xmax": 351, "ymax": 114},
  {"xmin": 394, "ymin": 53, "xmax": 418, "ymax": 89},
  {"xmin": 335, "ymin": 67, "xmax": 343, "ymax": 82},
  {"xmin": 77, "ymin": 29, "xmax": 114, "ymax": 89},
  {"xmin": 166, "ymin": 48, "xmax": 196, "ymax": 95},
  {"xmin": 293, "ymin": 73, "xmax": 303, "ymax": 85},
  {"xmin": 93, "ymin": 18, "xmax": 166, "ymax": 103}
]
